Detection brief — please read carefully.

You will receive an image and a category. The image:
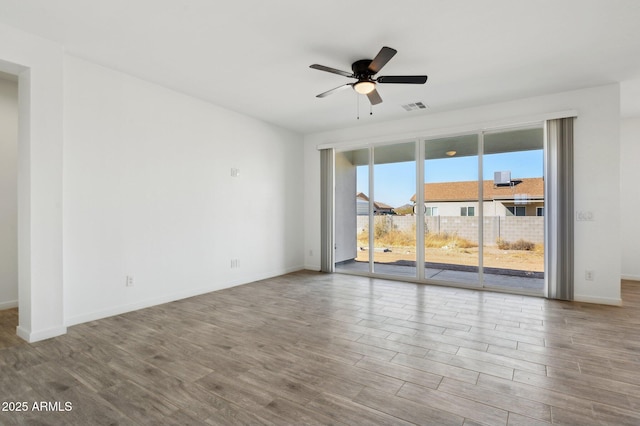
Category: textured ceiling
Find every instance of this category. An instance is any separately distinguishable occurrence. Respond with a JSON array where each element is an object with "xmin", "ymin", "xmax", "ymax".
[{"xmin": 1, "ymin": 0, "xmax": 640, "ymax": 133}]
